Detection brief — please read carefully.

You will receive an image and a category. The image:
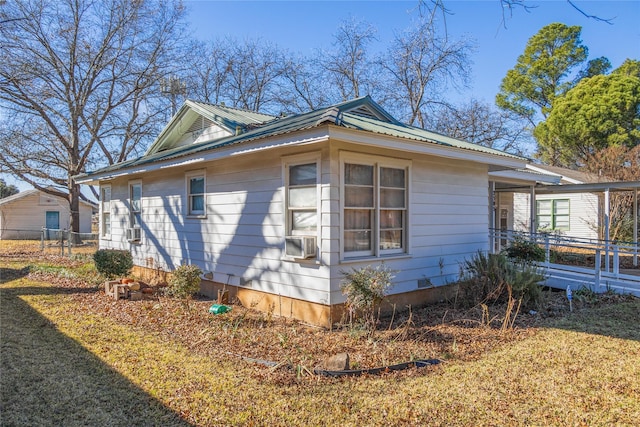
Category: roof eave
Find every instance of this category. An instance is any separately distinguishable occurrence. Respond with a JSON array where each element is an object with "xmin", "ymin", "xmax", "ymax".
[{"xmin": 327, "ymin": 126, "xmax": 527, "ymax": 170}]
